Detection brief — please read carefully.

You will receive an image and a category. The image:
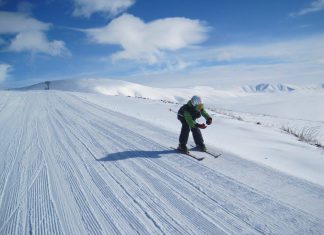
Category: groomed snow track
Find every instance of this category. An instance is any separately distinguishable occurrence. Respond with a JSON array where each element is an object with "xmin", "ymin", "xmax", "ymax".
[{"xmin": 0, "ymin": 91, "xmax": 324, "ymax": 235}]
